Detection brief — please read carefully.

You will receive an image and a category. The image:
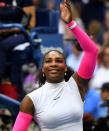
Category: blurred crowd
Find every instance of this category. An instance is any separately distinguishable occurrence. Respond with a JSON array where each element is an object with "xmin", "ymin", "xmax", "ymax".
[{"xmin": 0, "ymin": 0, "xmax": 109, "ymax": 130}]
